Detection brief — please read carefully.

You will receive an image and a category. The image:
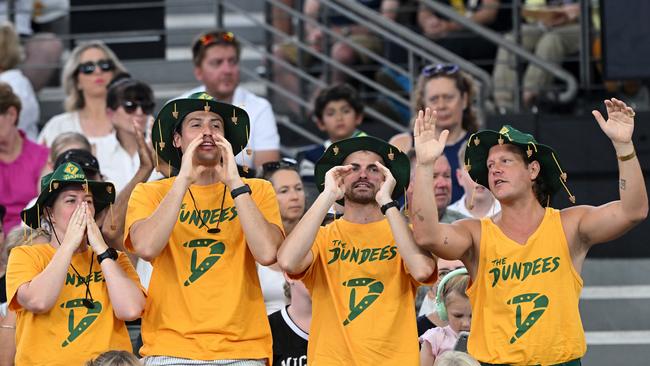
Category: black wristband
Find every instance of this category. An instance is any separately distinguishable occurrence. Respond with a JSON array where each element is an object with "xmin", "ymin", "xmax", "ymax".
[
  {"xmin": 97, "ymin": 248, "xmax": 118, "ymax": 264},
  {"xmin": 230, "ymin": 184, "xmax": 252, "ymax": 199},
  {"xmin": 380, "ymin": 200, "xmax": 399, "ymax": 215}
]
